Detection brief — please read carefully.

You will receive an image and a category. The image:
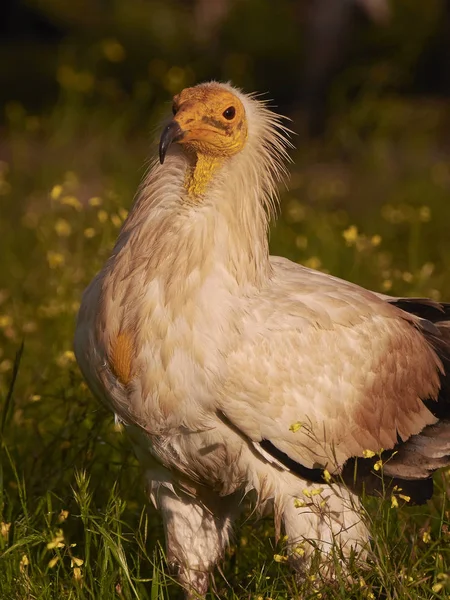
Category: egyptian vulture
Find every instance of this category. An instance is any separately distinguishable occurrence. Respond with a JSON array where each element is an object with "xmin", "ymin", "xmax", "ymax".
[{"xmin": 74, "ymin": 81, "xmax": 450, "ymax": 598}]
